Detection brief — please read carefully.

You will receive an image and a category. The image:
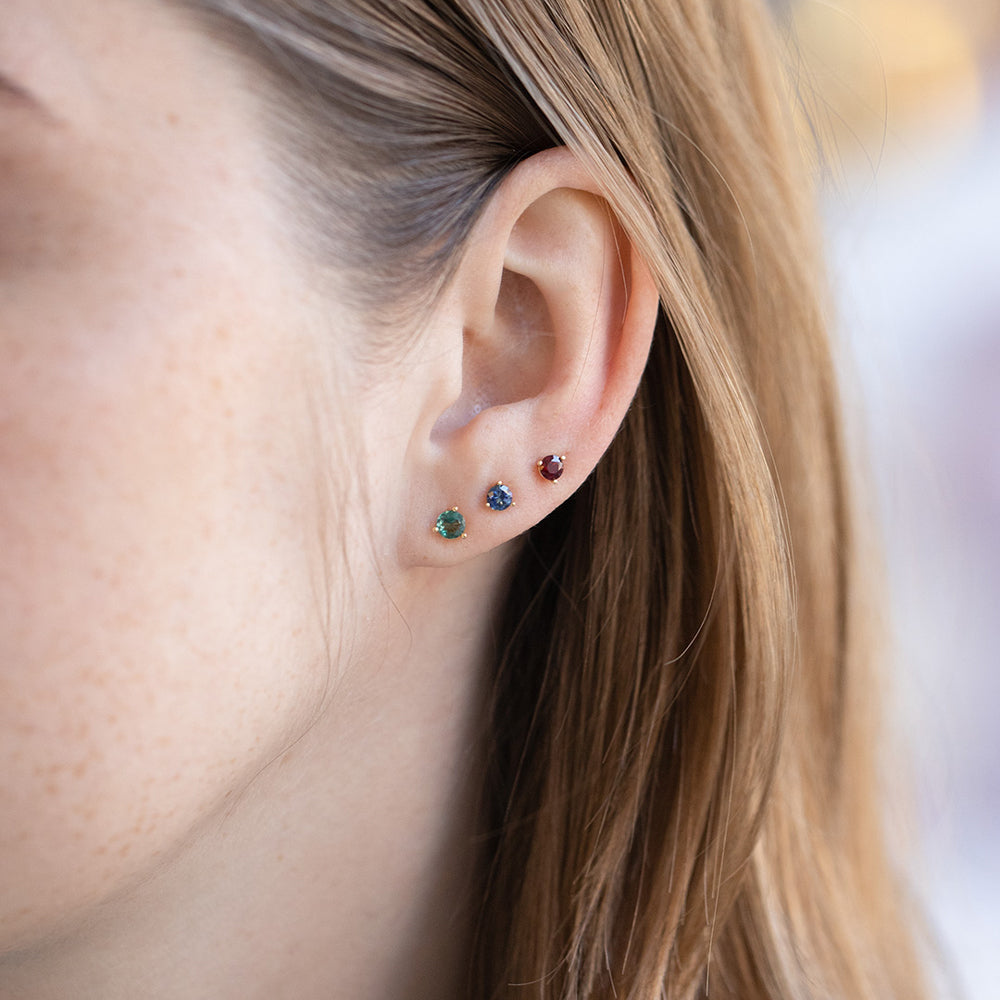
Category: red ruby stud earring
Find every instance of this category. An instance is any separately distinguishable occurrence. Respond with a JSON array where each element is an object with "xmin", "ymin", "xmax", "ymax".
[{"xmin": 537, "ymin": 455, "xmax": 565, "ymax": 482}]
